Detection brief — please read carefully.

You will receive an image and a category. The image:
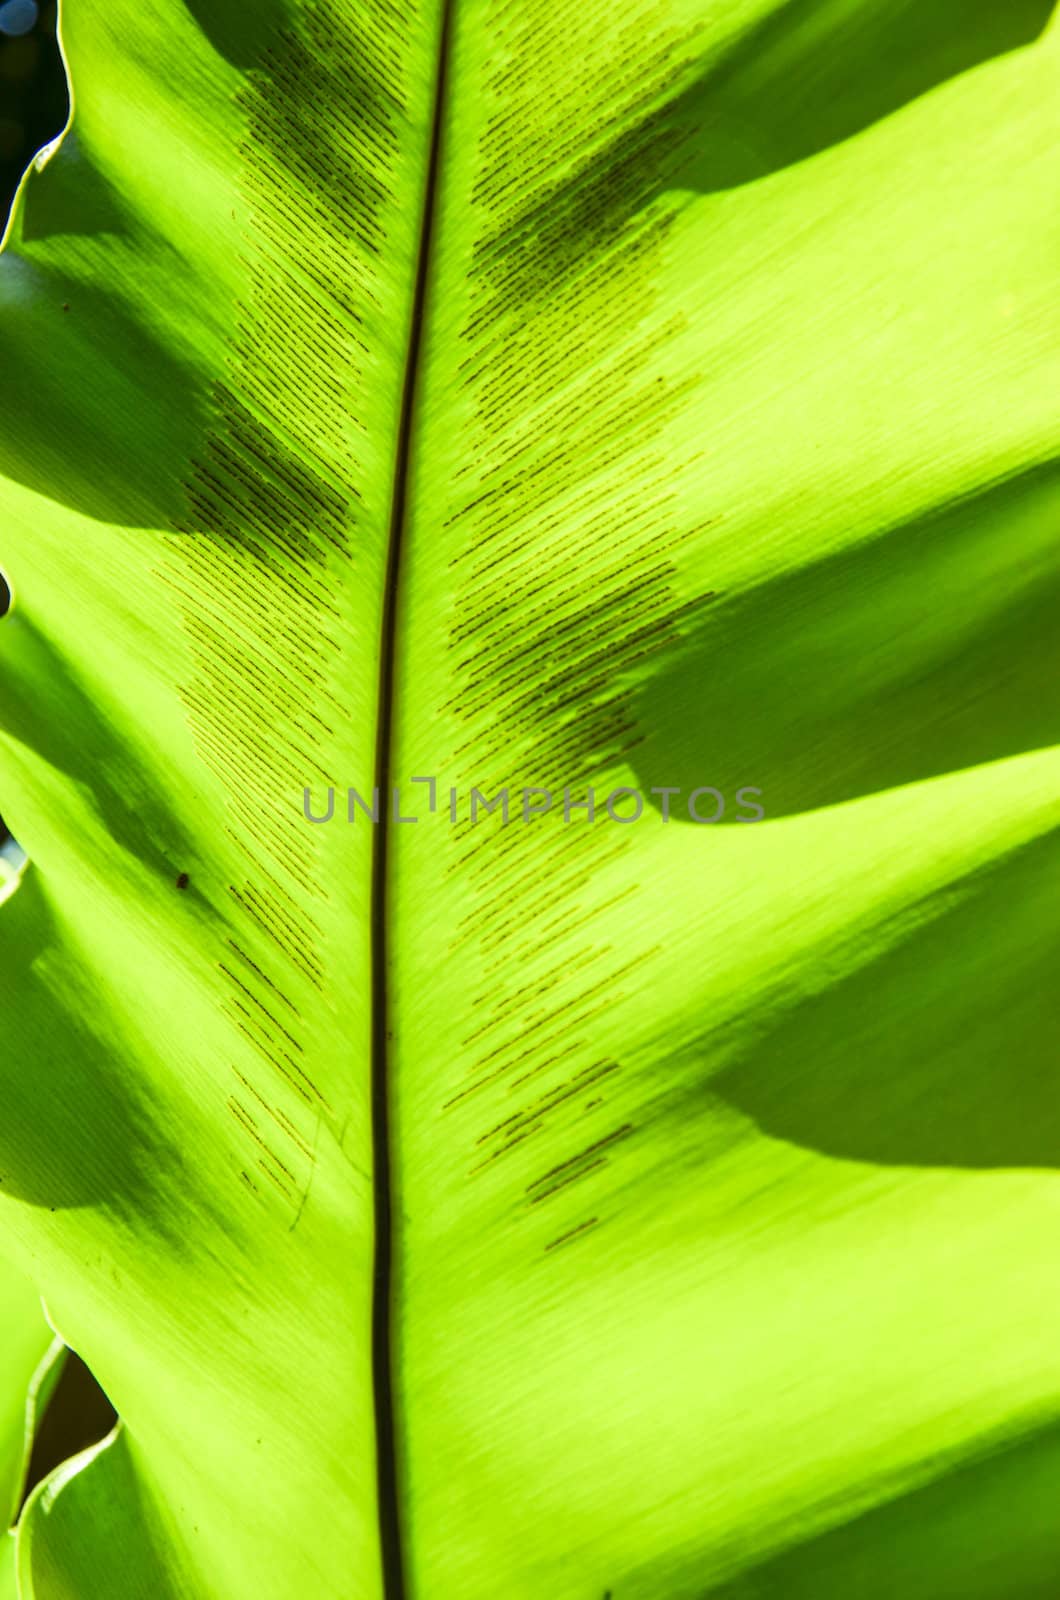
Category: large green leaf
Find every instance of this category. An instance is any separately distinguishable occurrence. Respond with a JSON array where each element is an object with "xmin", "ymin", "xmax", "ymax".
[{"xmin": 2, "ymin": 0, "xmax": 1059, "ymax": 1595}]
